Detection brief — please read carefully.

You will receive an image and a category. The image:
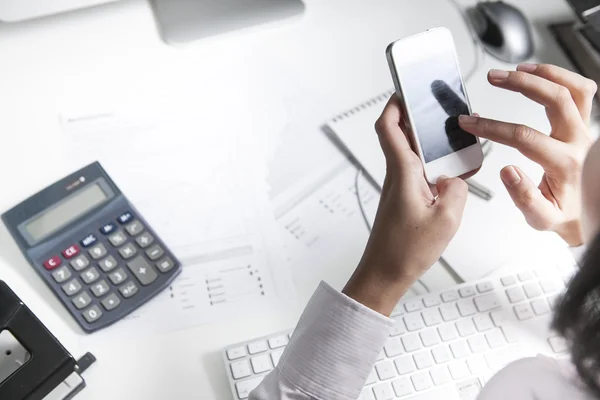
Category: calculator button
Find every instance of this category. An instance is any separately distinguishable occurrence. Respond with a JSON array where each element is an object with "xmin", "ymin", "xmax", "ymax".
[
  {"xmin": 43, "ymin": 256, "xmax": 61, "ymax": 270},
  {"xmin": 72, "ymin": 291, "xmax": 92, "ymax": 310},
  {"xmin": 135, "ymin": 232, "xmax": 154, "ymax": 248},
  {"xmin": 80, "ymin": 234, "xmax": 98, "ymax": 248},
  {"xmin": 90, "ymin": 280, "xmax": 110, "ymax": 297},
  {"xmin": 62, "ymin": 279, "xmax": 82, "ymax": 296},
  {"xmin": 108, "ymin": 231, "xmax": 127, "ymax": 247},
  {"xmin": 156, "ymin": 257, "xmax": 175, "ymax": 273},
  {"xmin": 62, "ymin": 245, "xmax": 80, "ymax": 259},
  {"xmin": 81, "ymin": 267, "xmax": 101, "ymax": 284},
  {"xmin": 100, "ymin": 222, "xmax": 117, "ymax": 235},
  {"xmin": 125, "ymin": 220, "xmax": 144, "ymax": 236},
  {"xmin": 145, "ymin": 245, "xmax": 164, "ymax": 261},
  {"xmin": 51, "ymin": 266, "xmax": 72, "ymax": 283},
  {"xmin": 117, "ymin": 211, "xmax": 134, "ymax": 224},
  {"xmin": 88, "ymin": 243, "xmax": 107, "ymax": 260},
  {"xmin": 98, "ymin": 255, "xmax": 118, "ymax": 272},
  {"xmin": 70, "ymin": 255, "xmax": 90, "ymax": 271},
  {"xmin": 127, "ymin": 256, "xmax": 158, "ymax": 286},
  {"xmin": 82, "ymin": 305, "xmax": 103, "ymax": 323},
  {"xmin": 101, "ymin": 293, "xmax": 121, "ymax": 311},
  {"xmin": 119, "ymin": 281, "xmax": 139, "ymax": 298},
  {"xmin": 109, "ymin": 268, "xmax": 127, "ymax": 285},
  {"xmin": 119, "ymin": 243, "xmax": 138, "ymax": 259}
]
